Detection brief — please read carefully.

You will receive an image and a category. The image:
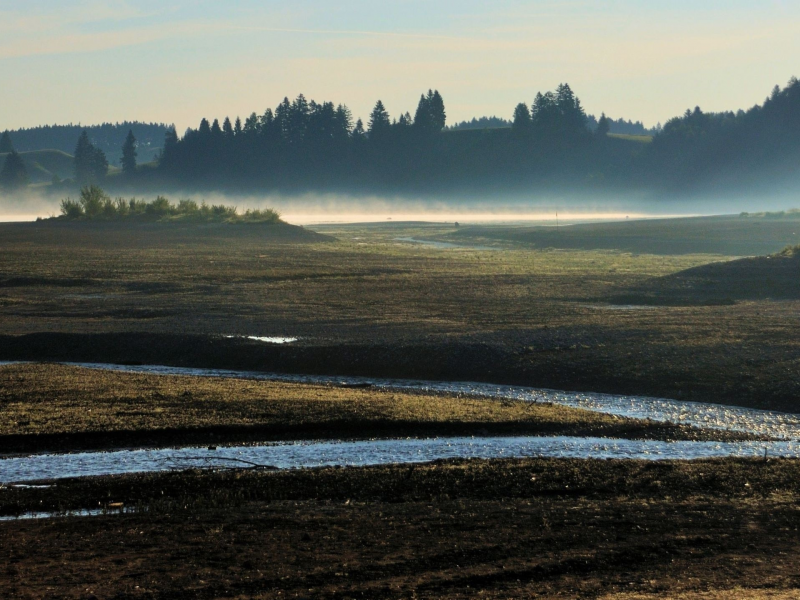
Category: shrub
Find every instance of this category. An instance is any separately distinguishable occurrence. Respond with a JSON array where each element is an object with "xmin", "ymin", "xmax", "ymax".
[
  {"xmin": 146, "ymin": 195, "xmax": 173, "ymax": 217},
  {"xmin": 55, "ymin": 187, "xmax": 282, "ymax": 225},
  {"xmin": 241, "ymin": 208, "xmax": 281, "ymax": 223},
  {"xmin": 177, "ymin": 199, "xmax": 199, "ymax": 215},
  {"xmin": 129, "ymin": 198, "xmax": 147, "ymax": 215},
  {"xmin": 101, "ymin": 197, "xmax": 117, "ymax": 218},
  {"xmin": 79, "ymin": 185, "xmax": 109, "ymax": 217},
  {"xmin": 114, "ymin": 198, "xmax": 129, "ymax": 216},
  {"xmin": 60, "ymin": 198, "xmax": 84, "ymax": 219}
]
